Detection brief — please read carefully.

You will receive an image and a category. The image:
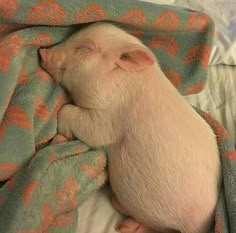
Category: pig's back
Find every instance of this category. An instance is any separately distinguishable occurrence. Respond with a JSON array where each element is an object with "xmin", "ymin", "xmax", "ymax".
[{"xmin": 108, "ymin": 79, "xmax": 221, "ymax": 233}]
